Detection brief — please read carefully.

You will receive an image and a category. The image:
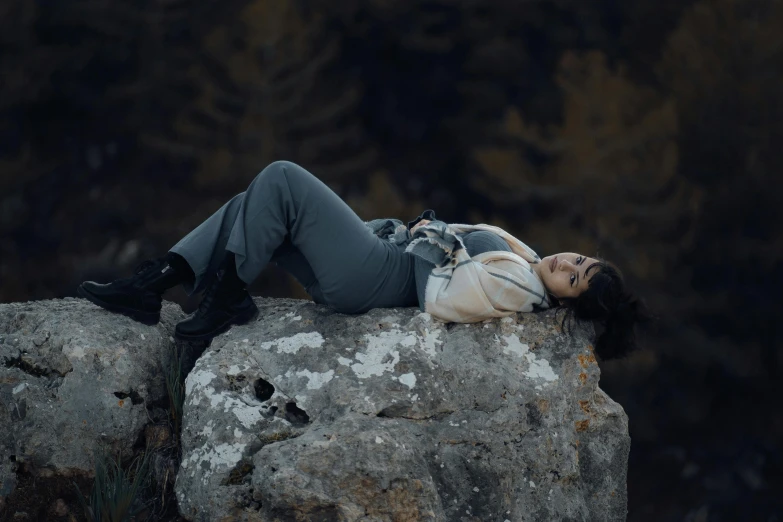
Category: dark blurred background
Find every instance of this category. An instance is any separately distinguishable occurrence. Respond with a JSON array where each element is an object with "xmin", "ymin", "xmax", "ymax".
[{"xmin": 1, "ymin": 0, "xmax": 781, "ymax": 520}]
